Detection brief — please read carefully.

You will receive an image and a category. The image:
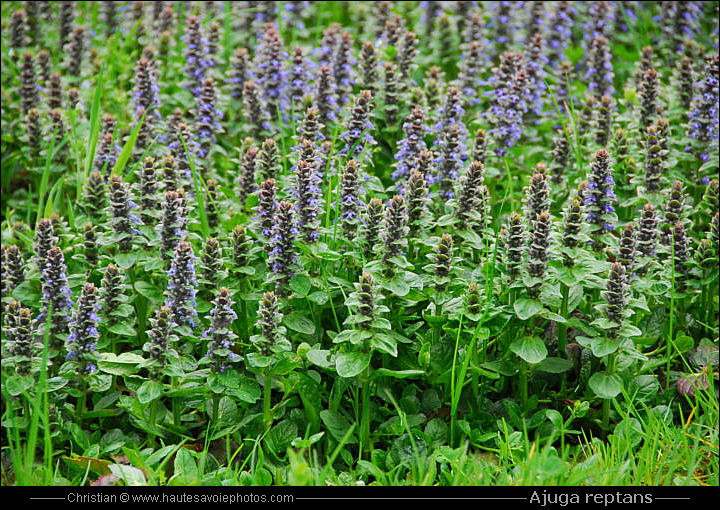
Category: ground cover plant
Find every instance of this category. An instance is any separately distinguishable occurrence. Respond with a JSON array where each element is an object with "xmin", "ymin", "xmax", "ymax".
[{"xmin": 1, "ymin": 1, "xmax": 718, "ymax": 488}]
